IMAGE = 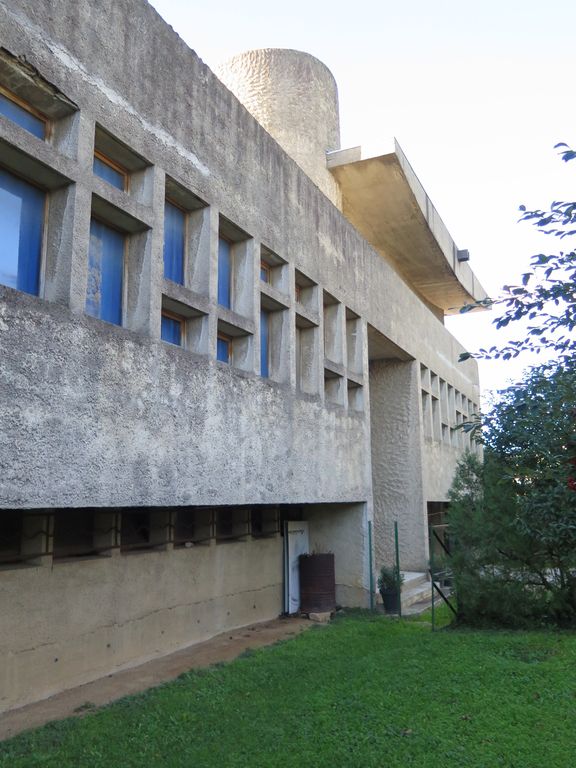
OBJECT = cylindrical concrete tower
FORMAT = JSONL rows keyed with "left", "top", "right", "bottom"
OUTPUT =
{"left": 216, "top": 49, "right": 342, "bottom": 206}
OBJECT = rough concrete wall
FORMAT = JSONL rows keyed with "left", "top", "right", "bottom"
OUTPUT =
{"left": 422, "top": 442, "right": 462, "bottom": 503}
{"left": 0, "top": 290, "right": 368, "bottom": 508}
{"left": 0, "top": 0, "right": 480, "bottom": 709}
{"left": 0, "top": 538, "right": 282, "bottom": 713}
{"left": 304, "top": 503, "right": 369, "bottom": 608}
{"left": 369, "top": 360, "right": 428, "bottom": 572}
{"left": 0, "top": 0, "right": 480, "bottom": 386}
{"left": 216, "top": 49, "right": 342, "bottom": 207}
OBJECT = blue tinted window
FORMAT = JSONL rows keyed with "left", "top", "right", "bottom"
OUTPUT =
{"left": 161, "top": 314, "right": 182, "bottom": 346}
{"left": 93, "top": 155, "right": 125, "bottom": 190}
{"left": 260, "top": 310, "right": 270, "bottom": 378}
{"left": 163, "top": 201, "right": 185, "bottom": 284}
{"left": 0, "top": 168, "right": 45, "bottom": 295}
{"left": 260, "top": 262, "right": 270, "bottom": 282}
{"left": 217, "top": 335, "right": 230, "bottom": 363}
{"left": 0, "top": 93, "right": 45, "bottom": 139}
{"left": 218, "top": 237, "right": 231, "bottom": 308}
{"left": 86, "top": 220, "right": 124, "bottom": 325}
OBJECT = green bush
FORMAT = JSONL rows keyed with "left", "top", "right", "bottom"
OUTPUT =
{"left": 449, "top": 360, "right": 576, "bottom": 628}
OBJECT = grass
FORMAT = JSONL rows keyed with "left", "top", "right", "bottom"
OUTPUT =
{"left": 1, "top": 607, "right": 575, "bottom": 767}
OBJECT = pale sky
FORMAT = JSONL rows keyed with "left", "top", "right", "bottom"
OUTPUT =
{"left": 150, "top": 0, "right": 576, "bottom": 397}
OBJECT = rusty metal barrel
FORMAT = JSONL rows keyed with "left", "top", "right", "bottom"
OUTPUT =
{"left": 299, "top": 553, "right": 336, "bottom": 613}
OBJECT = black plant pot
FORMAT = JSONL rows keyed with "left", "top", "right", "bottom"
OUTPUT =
{"left": 380, "top": 588, "right": 400, "bottom": 614}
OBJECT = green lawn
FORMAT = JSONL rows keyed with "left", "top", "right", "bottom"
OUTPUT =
{"left": 2, "top": 609, "right": 575, "bottom": 767}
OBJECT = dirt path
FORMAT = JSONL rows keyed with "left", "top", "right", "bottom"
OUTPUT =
{"left": 0, "top": 616, "right": 311, "bottom": 742}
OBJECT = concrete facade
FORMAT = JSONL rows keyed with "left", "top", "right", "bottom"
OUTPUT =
{"left": 0, "top": 0, "right": 482, "bottom": 712}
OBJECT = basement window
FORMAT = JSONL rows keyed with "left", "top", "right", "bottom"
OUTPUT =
{"left": 0, "top": 510, "right": 23, "bottom": 564}
{"left": 251, "top": 507, "right": 279, "bottom": 538}
{"left": 173, "top": 508, "right": 213, "bottom": 547}
{"left": 120, "top": 510, "right": 151, "bottom": 551}
{"left": 53, "top": 510, "right": 96, "bottom": 559}
{"left": 215, "top": 507, "right": 249, "bottom": 541}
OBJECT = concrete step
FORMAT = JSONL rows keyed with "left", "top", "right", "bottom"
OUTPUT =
{"left": 401, "top": 573, "right": 432, "bottom": 610}
{"left": 402, "top": 571, "right": 428, "bottom": 590}
{"left": 377, "top": 571, "right": 453, "bottom": 616}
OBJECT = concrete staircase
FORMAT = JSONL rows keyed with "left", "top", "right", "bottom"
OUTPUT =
{"left": 400, "top": 571, "right": 433, "bottom": 615}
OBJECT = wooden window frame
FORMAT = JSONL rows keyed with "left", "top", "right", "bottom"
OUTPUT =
{"left": 260, "top": 260, "right": 271, "bottom": 283}
{"left": 0, "top": 83, "right": 50, "bottom": 139}
{"left": 0, "top": 165, "right": 49, "bottom": 297}
{"left": 161, "top": 309, "right": 185, "bottom": 347}
{"left": 93, "top": 149, "right": 129, "bottom": 192}
{"left": 217, "top": 332, "right": 232, "bottom": 364}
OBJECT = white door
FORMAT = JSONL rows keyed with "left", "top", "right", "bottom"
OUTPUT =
{"left": 283, "top": 520, "right": 310, "bottom": 614}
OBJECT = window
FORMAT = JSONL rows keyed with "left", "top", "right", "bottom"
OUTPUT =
{"left": 53, "top": 510, "right": 96, "bottom": 559}
{"left": 173, "top": 508, "right": 212, "bottom": 546}
{"left": 163, "top": 200, "right": 186, "bottom": 284}
{"left": 0, "top": 511, "right": 23, "bottom": 564}
{"left": 85, "top": 219, "right": 124, "bottom": 325}
{"left": 251, "top": 507, "right": 279, "bottom": 538}
{"left": 0, "top": 168, "right": 45, "bottom": 295}
{"left": 347, "top": 380, "right": 364, "bottom": 412}
{"left": 93, "top": 152, "right": 127, "bottom": 191}
{"left": 161, "top": 311, "right": 184, "bottom": 346}
{"left": 218, "top": 237, "right": 232, "bottom": 308}
{"left": 260, "top": 309, "right": 270, "bottom": 377}
{"left": 324, "top": 369, "right": 345, "bottom": 406}
{"left": 120, "top": 510, "right": 150, "bottom": 551}
{"left": 0, "top": 86, "right": 46, "bottom": 139}
{"left": 260, "top": 246, "right": 288, "bottom": 293}
{"left": 217, "top": 332, "right": 231, "bottom": 363}
{"left": 260, "top": 260, "right": 270, "bottom": 283}
{"left": 294, "top": 270, "right": 317, "bottom": 310}
{"left": 215, "top": 507, "right": 249, "bottom": 541}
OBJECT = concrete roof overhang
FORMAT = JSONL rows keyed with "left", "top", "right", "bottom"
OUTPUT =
{"left": 328, "top": 141, "right": 488, "bottom": 315}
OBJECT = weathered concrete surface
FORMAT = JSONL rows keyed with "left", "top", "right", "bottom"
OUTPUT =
{"left": 0, "top": 0, "right": 482, "bottom": 715}
{"left": 330, "top": 145, "right": 488, "bottom": 313}
{"left": 304, "top": 503, "right": 370, "bottom": 608}
{"left": 0, "top": 616, "right": 311, "bottom": 741}
{"left": 369, "top": 360, "right": 428, "bottom": 572}
{"left": 217, "top": 49, "right": 342, "bottom": 207}
{"left": 0, "top": 537, "right": 283, "bottom": 713}
{"left": 0, "top": 289, "right": 368, "bottom": 509}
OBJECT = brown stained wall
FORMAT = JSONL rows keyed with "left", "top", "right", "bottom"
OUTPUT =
{"left": 0, "top": 538, "right": 282, "bottom": 713}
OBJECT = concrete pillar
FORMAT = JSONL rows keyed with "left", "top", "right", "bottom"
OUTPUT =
{"left": 369, "top": 359, "right": 428, "bottom": 572}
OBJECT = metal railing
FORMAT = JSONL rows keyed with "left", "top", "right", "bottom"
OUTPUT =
{"left": 429, "top": 524, "right": 457, "bottom": 630}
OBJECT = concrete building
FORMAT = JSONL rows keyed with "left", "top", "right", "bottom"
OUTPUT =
{"left": 0, "top": 0, "right": 485, "bottom": 713}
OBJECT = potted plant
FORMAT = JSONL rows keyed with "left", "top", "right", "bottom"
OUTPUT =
{"left": 377, "top": 565, "right": 404, "bottom": 614}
